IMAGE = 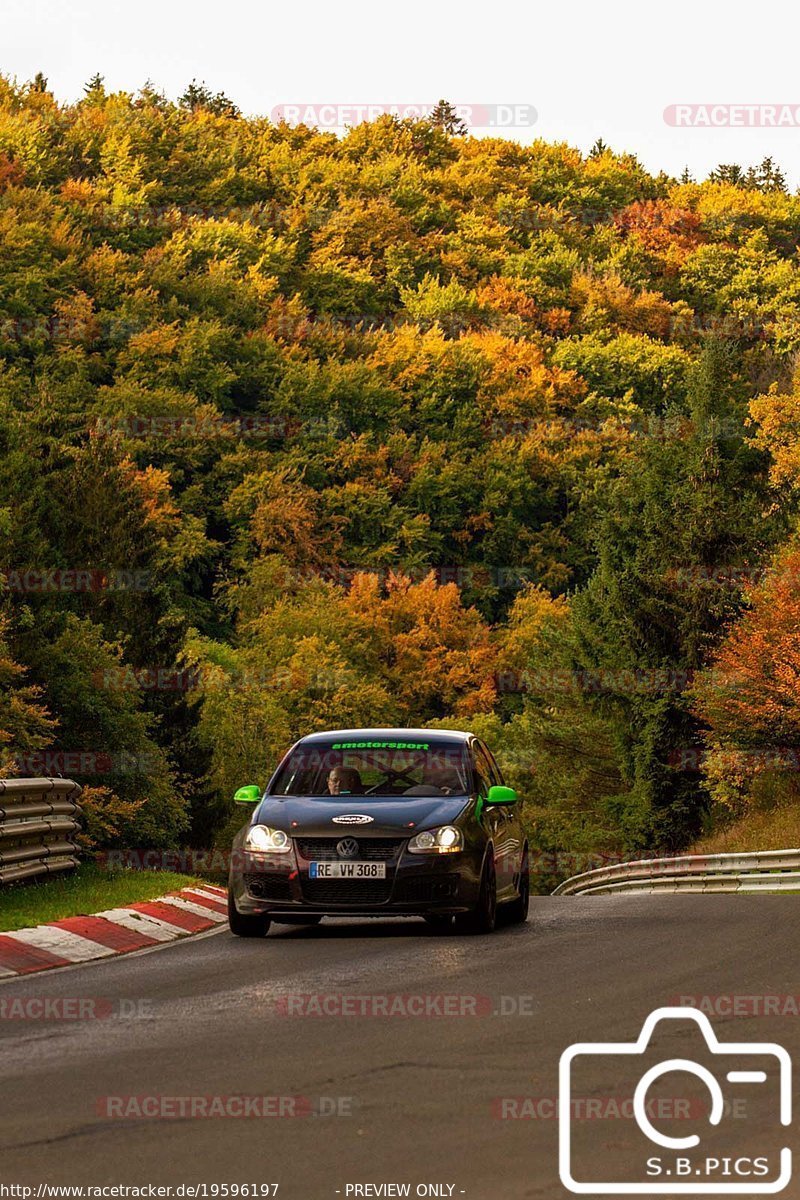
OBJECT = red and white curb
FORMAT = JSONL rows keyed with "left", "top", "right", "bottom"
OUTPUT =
{"left": 0, "top": 886, "right": 227, "bottom": 977}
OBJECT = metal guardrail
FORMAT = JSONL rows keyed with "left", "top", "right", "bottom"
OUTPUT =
{"left": 0, "top": 778, "right": 82, "bottom": 884}
{"left": 552, "top": 848, "right": 800, "bottom": 896}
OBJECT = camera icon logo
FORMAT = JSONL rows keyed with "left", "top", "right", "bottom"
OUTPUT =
{"left": 559, "top": 1006, "right": 792, "bottom": 1194}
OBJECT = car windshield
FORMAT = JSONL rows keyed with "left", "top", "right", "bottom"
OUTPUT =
{"left": 269, "top": 738, "right": 471, "bottom": 798}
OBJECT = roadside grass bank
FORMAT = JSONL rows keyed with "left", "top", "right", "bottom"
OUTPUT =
{"left": 0, "top": 863, "right": 207, "bottom": 932}
{"left": 692, "top": 807, "right": 800, "bottom": 856}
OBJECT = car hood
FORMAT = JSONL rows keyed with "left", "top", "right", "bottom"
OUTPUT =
{"left": 254, "top": 794, "right": 471, "bottom": 835}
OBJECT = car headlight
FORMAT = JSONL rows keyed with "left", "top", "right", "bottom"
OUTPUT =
{"left": 245, "top": 825, "right": 292, "bottom": 854}
{"left": 407, "top": 825, "right": 464, "bottom": 854}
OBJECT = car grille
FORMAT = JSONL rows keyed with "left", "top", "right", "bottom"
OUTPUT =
{"left": 395, "top": 875, "right": 460, "bottom": 903}
{"left": 295, "top": 837, "right": 405, "bottom": 862}
{"left": 244, "top": 872, "right": 293, "bottom": 901}
{"left": 301, "top": 877, "right": 393, "bottom": 905}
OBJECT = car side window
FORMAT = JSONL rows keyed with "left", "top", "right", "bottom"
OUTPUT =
{"left": 472, "top": 744, "right": 493, "bottom": 798}
{"left": 481, "top": 742, "right": 504, "bottom": 786}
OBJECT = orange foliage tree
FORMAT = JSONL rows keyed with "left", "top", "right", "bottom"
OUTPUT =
{"left": 345, "top": 570, "right": 498, "bottom": 718}
{"left": 691, "top": 547, "right": 800, "bottom": 808}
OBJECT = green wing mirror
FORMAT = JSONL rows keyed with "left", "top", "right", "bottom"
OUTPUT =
{"left": 234, "top": 784, "right": 262, "bottom": 805}
{"left": 485, "top": 785, "right": 517, "bottom": 806}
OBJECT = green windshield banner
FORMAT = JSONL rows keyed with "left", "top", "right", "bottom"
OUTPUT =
{"left": 331, "top": 741, "right": 431, "bottom": 751}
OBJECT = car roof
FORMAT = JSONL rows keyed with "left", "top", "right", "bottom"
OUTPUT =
{"left": 296, "top": 728, "right": 473, "bottom": 745}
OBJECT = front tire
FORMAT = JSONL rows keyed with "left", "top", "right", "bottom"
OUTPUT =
{"left": 454, "top": 852, "right": 497, "bottom": 935}
{"left": 228, "top": 890, "right": 271, "bottom": 938}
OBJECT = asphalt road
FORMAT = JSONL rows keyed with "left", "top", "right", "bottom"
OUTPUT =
{"left": 1, "top": 896, "right": 800, "bottom": 1198}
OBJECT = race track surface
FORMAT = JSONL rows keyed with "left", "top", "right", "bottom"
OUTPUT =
{"left": 1, "top": 896, "right": 798, "bottom": 1198}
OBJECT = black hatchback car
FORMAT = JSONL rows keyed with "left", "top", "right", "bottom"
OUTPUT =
{"left": 228, "top": 728, "right": 529, "bottom": 936}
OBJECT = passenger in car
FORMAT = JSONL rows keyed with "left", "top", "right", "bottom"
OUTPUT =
{"left": 404, "top": 766, "right": 463, "bottom": 796}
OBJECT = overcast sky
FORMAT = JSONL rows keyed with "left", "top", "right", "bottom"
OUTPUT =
{"left": 5, "top": 0, "right": 800, "bottom": 187}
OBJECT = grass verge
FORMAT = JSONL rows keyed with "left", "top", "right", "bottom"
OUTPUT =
{"left": 0, "top": 863, "right": 208, "bottom": 933}
{"left": 691, "top": 806, "right": 800, "bottom": 856}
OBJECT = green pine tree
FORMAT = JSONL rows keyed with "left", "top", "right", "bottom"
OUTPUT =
{"left": 567, "top": 339, "right": 781, "bottom": 850}
{"left": 429, "top": 99, "right": 468, "bottom": 136}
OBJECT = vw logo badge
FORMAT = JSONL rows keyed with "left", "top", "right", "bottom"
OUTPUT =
{"left": 337, "top": 837, "right": 360, "bottom": 858}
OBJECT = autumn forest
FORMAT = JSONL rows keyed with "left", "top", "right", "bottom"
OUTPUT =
{"left": 1, "top": 77, "right": 800, "bottom": 873}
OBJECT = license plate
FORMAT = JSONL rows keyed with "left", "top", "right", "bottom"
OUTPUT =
{"left": 309, "top": 861, "right": 387, "bottom": 879}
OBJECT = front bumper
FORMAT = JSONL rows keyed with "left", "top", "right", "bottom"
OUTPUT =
{"left": 230, "top": 841, "right": 482, "bottom": 916}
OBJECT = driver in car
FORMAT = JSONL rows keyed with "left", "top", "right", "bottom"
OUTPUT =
{"left": 326, "top": 766, "right": 363, "bottom": 795}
